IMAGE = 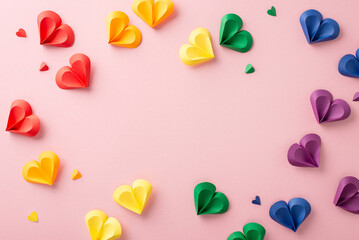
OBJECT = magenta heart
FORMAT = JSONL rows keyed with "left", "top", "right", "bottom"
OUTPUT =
{"left": 334, "top": 176, "right": 359, "bottom": 214}
{"left": 310, "top": 89, "right": 351, "bottom": 123}
{"left": 288, "top": 133, "right": 321, "bottom": 167}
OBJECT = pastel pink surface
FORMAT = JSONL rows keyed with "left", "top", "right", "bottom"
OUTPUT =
{"left": 0, "top": 0, "right": 359, "bottom": 239}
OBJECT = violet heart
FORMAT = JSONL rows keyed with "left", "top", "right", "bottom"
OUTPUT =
{"left": 334, "top": 176, "right": 359, "bottom": 214}
{"left": 288, "top": 133, "right": 321, "bottom": 167}
{"left": 310, "top": 89, "right": 351, "bottom": 123}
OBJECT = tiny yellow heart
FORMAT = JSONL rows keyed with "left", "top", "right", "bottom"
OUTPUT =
{"left": 132, "top": 0, "right": 174, "bottom": 28}
{"left": 85, "top": 210, "right": 122, "bottom": 240}
{"left": 28, "top": 212, "right": 38, "bottom": 222}
{"left": 113, "top": 179, "right": 152, "bottom": 214}
{"left": 179, "top": 27, "right": 214, "bottom": 65}
{"left": 72, "top": 169, "right": 81, "bottom": 180}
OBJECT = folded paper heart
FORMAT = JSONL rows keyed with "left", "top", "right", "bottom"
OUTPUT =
{"left": 113, "top": 179, "right": 152, "bottom": 214}
{"left": 37, "top": 10, "right": 74, "bottom": 47}
{"left": 22, "top": 151, "right": 59, "bottom": 185}
{"left": 106, "top": 11, "right": 141, "bottom": 48}
{"left": 267, "top": 6, "right": 276, "bottom": 17}
{"left": 132, "top": 0, "right": 174, "bottom": 28}
{"left": 179, "top": 27, "right": 214, "bottom": 65}
{"left": 16, "top": 28, "right": 26, "bottom": 38}
{"left": 227, "top": 222, "right": 266, "bottom": 240}
{"left": 56, "top": 53, "right": 91, "bottom": 89}
{"left": 72, "top": 169, "right": 81, "bottom": 180}
{"left": 6, "top": 99, "right": 40, "bottom": 137}
{"left": 39, "top": 61, "right": 49, "bottom": 71}
{"left": 300, "top": 9, "right": 339, "bottom": 44}
{"left": 27, "top": 212, "right": 38, "bottom": 222}
{"left": 269, "top": 198, "right": 311, "bottom": 232}
{"left": 219, "top": 14, "right": 253, "bottom": 53}
{"left": 288, "top": 133, "right": 321, "bottom": 167}
{"left": 252, "top": 196, "right": 261, "bottom": 205}
{"left": 338, "top": 49, "right": 359, "bottom": 78}
{"left": 245, "top": 64, "right": 255, "bottom": 74}
{"left": 333, "top": 176, "right": 359, "bottom": 214}
{"left": 354, "top": 92, "right": 359, "bottom": 101}
{"left": 85, "top": 210, "right": 122, "bottom": 240}
{"left": 310, "top": 89, "right": 351, "bottom": 123}
{"left": 194, "top": 182, "right": 229, "bottom": 215}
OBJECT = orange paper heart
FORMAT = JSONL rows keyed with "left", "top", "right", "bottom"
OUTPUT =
{"left": 132, "top": 0, "right": 174, "bottom": 28}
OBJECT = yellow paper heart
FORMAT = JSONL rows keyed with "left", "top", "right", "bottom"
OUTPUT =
{"left": 27, "top": 212, "right": 38, "bottom": 222}
{"left": 179, "top": 27, "right": 215, "bottom": 65}
{"left": 106, "top": 11, "right": 142, "bottom": 48}
{"left": 22, "top": 151, "right": 59, "bottom": 185}
{"left": 72, "top": 169, "right": 81, "bottom": 180}
{"left": 132, "top": 0, "right": 174, "bottom": 28}
{"left": 85, "top": 210, "right": 122, "bottom": 240}
{"left": 113, "top": 179, "right": 152, "bottom": 214}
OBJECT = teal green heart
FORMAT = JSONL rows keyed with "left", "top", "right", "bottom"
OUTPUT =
{"left": 227, "top": 222, "right": 266, "bottom": 240}
{"left": 194, "top": 182, "right": 229, "bottom": 215}
{"left": 219, "top": 13, "right": 253, "bottom": 53}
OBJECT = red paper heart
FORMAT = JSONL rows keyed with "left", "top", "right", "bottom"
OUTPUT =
{"left": 39, "top": 62, "right": 49, "bottom": 71}
{"left": 56, "top": 53, "right": 91, "bottom": 89}
{"left": 6, "top": 100, "right": 40, "bottom": 137}
{"left": 37, "top": 10, "right": 74, "bottom": 47}
{"left": 16, "top": 28, "right": 27, "bottom": 38}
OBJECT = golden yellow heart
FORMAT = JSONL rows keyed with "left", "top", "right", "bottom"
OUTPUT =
{"left": 132, "top": 0, "right": 174, "bottom": 27}
{"left": 27, "top": 212, "right": 38, "bottom": 222}
{"left": 22, "top": 151, "right": 59, "bottom": 185}
{"left": 113, "top": 179, "right": 152, "bottom": 214}
{"left": 85, "top": 210, "right": 122, "bottom": 240}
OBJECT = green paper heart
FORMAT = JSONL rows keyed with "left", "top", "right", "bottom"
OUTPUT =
{"left": 227, "top": 223, "right": 266, "bottom": 240}
{"left": 267, "top": 6, "right": 276, "bottom": 16}
{"left": 219, "top": 13, "right": 253, "bottom": 53}
{"left": 245, "top": 64, "right": 255, "bottom": 73}
{"left": 194, "top": 182, "right": 229, "bottom": 215}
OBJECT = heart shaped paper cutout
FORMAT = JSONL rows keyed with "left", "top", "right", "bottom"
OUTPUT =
{"left": 113, "top": 179, "right": 152, "bottom": 214}
{"left": 219, "top": 14, "right": 253, "bottom": 53}
{"left": 22, "top": 151, "right": 60, "bottom": 185}
{"left": 179, "top": 27, "right": 214, "bottom": 65}
{"left": 194, "top": 182, "right": 229, "bottom": 215}
{"left": 16, "top": 28, "right": 26, "bottom": 38}
{"left": 28, "top": 212, "right": 38, "bottom": 222}
{"left": 132, "top": 0, "right": 174, "bottom": 28}
{"left": 310, "top": 89, "right": 351, "bottom": 123}
{"left": 106, "top": 11, "right": 142, "bottom": 48}
{"left": 85, "top": 210, "right": 122, "bottom": 240}
{"left": 252, "top": 196, "right": 261, "bottom": 205}
{"left": 333, "top": 176, "right": 359, "bottom": 214}
{"left": 6, "top": 99, "right": 40, "bottom": 137}
{"left": 37, "top": 10, "right": 74, "bottom": 47}
{"left": 267, "top": 6, "right": 276, "bottom": 17}
{"left": 56, "top": 53, "right": 91, "bottom": 89}
{"left": 269, "top": 198, "right": 311, "bottom": 232}
{"left": 338, "top": 49, "right": 359, "bottom": 78}
{"left": 288, "top": 133, "right": 321, "bottom": 167}
{"left": 227, "top": 222, "right": 266, "bottom": 240}
{"left": 300, "top": 9, "right": 339, "bottom": 44}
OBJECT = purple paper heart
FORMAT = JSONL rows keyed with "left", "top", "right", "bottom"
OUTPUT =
{"left": 288, "top": 133, "right": 321, "bottom": 167}
{"left": 310, "top": 89, "right": 351, "bottom": 123}
{"left": 334, "top": 176, "right": 359, "bottom": 214}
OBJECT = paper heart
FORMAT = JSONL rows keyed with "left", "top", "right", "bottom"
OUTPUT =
{"left": 288, "top": 133, "right": 321, "bottom": 167}
{"left": 106, "top": 11, "right": 142, "bottom": 48}
{"left": 267, "top": 6, "right": 276, "bottom": 17}
{"left": 56, "top": 53, "right": 91, "bottom": 89}
{"left": 227, "top": 222, "right": 266, "bottom": 240}
{"left": 252, "top": 196, "right": 261, "bottom": 205}
{"left": 333, "top": 176, "right": 359, "bottom": 214}
{"left": 194, "top": 182, "right": 229, "bottom": 215}
{"left": 16, "top": 28, "right": 26, "bottom": 38}
{"left": 22, "top": 151, "right": 59, "bottom": 185}
{"left": 219, "top": 14, "right": 253, "bottom": 53}
{"left": 354, "top": 92, "right": 359, "bottom": 101}
{"left": 179, "top": 27, "right": 214, "bottom": 65}
{"left": 85, "top": 210, "right": 122, "bottom": 240}
{"left": 310, "top": 89, "right": 351, "bottom": 123}
{"left": 37, "top": 10, "right": 74, "bottom": 47}
{"left": 113, "top": 179, "right": 152, "bottom": 214}
{"left": 338, "top": 49, "right": 359, "bottom": 78}
{"left": 6, "top": 99, "right": 40, "bottom": 137}
{"left": 269, "top": 198, "right": 311, "bottom": 232}
{"left": 27, "top": 212, "right": 38, "bottom": 222}
{"left": 132, "top": 0, "right": 174, "bottom": 28}
{"left": 300, "top": 9, "right": 339, "bottom": 44}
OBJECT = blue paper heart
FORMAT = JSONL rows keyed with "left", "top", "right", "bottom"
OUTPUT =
{"left": 269, "top": 198, "right": 311, "bottom": 232}
{"left": 338, "top": 49, "right": 359, "bottom": 78}
{"left": 252, "top": 196, "right": 261, "bottom": 205}
{"left": 300, "top": 9, "right": 340, "bottom": 44}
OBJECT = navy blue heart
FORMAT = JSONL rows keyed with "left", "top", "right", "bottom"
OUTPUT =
{"left": 300, "top": 9, "right": 340, "bottom": 44}
{"left": 269, "top": 198, "right": 311, "bottom": 232}
{"left": 252, "top": 196, "right": 261, "bottom": 205}
{"left": 338, "top": 49, "right": 359, "bottom": 78}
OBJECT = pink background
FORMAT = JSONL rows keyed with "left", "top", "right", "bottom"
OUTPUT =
{"left": 0, "top": 0, "right": 358, "bottom": 239}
